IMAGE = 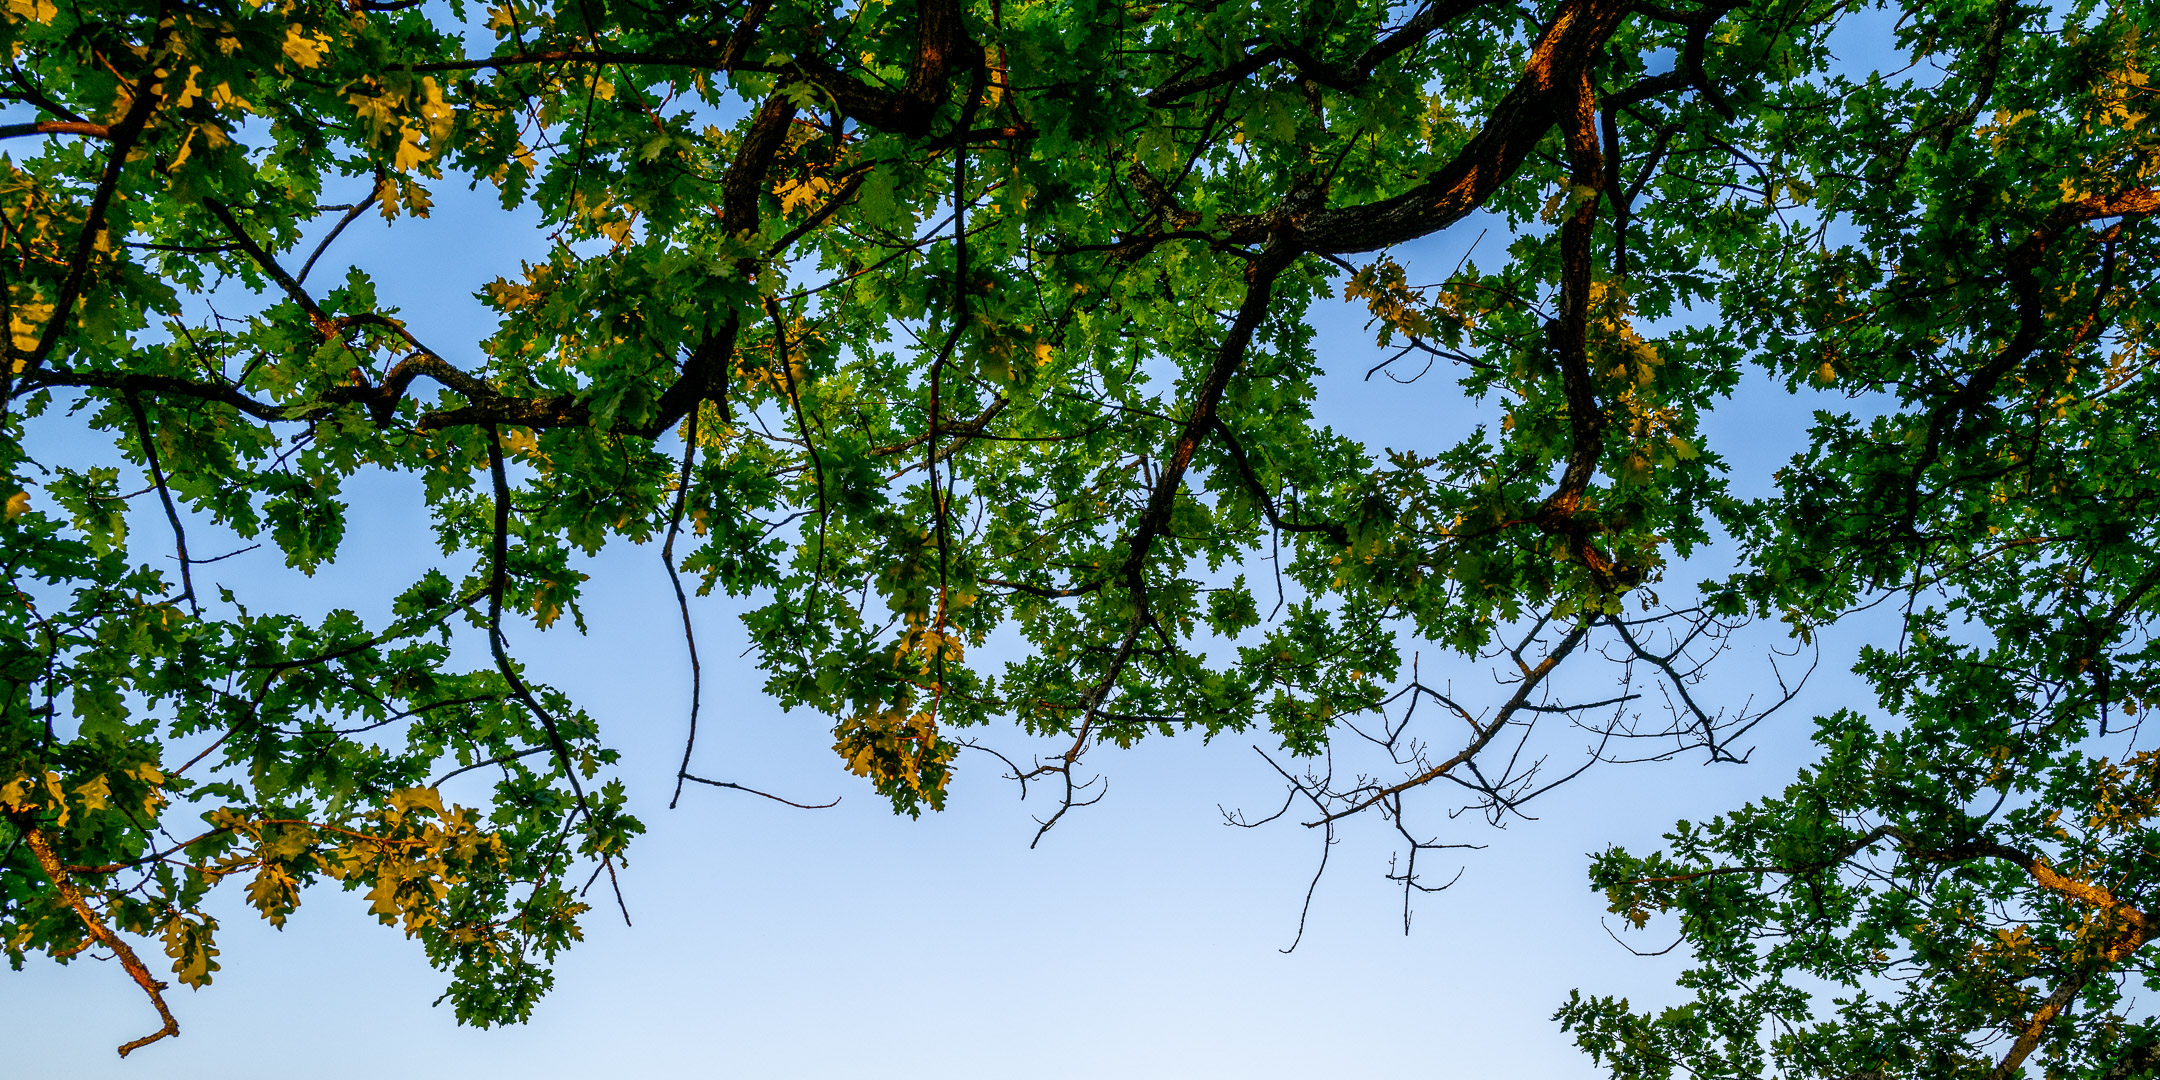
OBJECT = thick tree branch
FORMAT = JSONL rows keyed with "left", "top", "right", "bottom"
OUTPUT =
{"left": 1533, "top": 64, "right": 1619, "bottom": 586}
{"left": 1210, "top": 0, "right": 1631, "bottom": 254}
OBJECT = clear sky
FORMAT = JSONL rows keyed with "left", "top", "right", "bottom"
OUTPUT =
{"left": 1, "top": 16, "right": 1915, "bottom": 1076}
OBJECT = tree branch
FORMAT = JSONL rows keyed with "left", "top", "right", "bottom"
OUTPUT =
{"left": 12, "top": 816, "right": 179, "bottom": 1057}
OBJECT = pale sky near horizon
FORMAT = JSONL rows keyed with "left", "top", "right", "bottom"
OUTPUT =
{"left": 1, "top": 12, "right": 1918, "bottom": 1077}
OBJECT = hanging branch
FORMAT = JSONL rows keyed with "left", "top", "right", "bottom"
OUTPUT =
{"left": 665, "top": 408, "right": 706, "bottom": 811}
{"left": 483, "top": 426, "right": 631, "bottom": 927}
{"left": 123, "top": 390, "right": 196, "bottom": 616}
{"left": 12, "top": 817, "right": 179, "bottom": 1057}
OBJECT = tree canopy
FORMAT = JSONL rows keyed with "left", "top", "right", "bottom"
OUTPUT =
{"left": 3, "top": 0, "right": 2158, "bottom": 1073}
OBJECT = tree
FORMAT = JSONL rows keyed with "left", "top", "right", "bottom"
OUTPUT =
{"left": 0, "top": 0, "right": 2152, "bottom": 1073}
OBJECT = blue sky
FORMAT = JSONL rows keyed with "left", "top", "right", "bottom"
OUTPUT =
{"left": 0, "top": 13, "right": 1923, "bottom": 1076}
{"left": 3, "top": 196, "right": 1877, "bottom": 1080}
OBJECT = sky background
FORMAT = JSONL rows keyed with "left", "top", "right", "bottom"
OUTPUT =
{"left": 0, "top": 13, "right": 1919, "bottom": 1076}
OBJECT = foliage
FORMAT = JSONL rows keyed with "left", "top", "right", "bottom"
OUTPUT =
{"left": 1552, "top": 4, "right": 2160, "bottom": 1078}
{"left": 0, "top": 0, "right": 2153, "bottom": 1072}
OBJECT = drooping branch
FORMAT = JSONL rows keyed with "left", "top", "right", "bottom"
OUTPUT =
{"left": 1118, "top": 244, "right": 1298, "bottom": 594}
{"left": 12, "top": 817, "right": 179, "bottom": 1057}
{"left": 123, "top": 391, "right": 195, "bottom": 615}
{"left": 481, "top": 427, "right": 631, "bottom": 925}
{"left": 1013, "top": 241, "right": 1297, "bottom": 846}
{"left": 1003, "top": 0, "right": 1649, "bottom": 847}
{"left": 665, "top": 409, "right": 706, "bottom": 811}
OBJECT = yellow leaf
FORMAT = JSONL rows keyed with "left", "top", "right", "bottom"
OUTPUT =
{"left": 388, "top": 786, "right": 444, "bottom": 817}
{"left": 500, "top": 428, "right": 538, "bottom": 456}
{"left": 5, "top": 491, "right": 27, "bottom": 519}
{"left": 391, "top": 127, "right": 428, "bottom": 173}
{"left": 73, "top": 774, "right": 110, "bottom": 813}
{"left": 484, "top": 277, "right": 534, "bottom": 310}
{"left": 401, "top": 179, "right": 433, "bottom": 218}
{"left": 246, "top": 865, "right": 300, "bottom": 926}
{"left": 3, "top": 0, "right": 57, "bottom": 23}
{"left": 160, "top": 914, "right": 221, "bottom": 988}
{"left": 282, "top": 26, "right": 329, "bottom": 69}
{"left": 364, "top": 876, "right": 407, "bottom": 921}
{"left": 40, "top": 770, "right": 67, "bottom": 827}
{"left": 10, "top": 300, "right": 52, "bottom": 355}
{"left": 169, "top": 65, "right": 203, "bottom": 110}
{"left": 209, "top": 81, "right": 253, "bottom": 110}
{"left": 775, "top": 177, "right": 831, "bottom": 215}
